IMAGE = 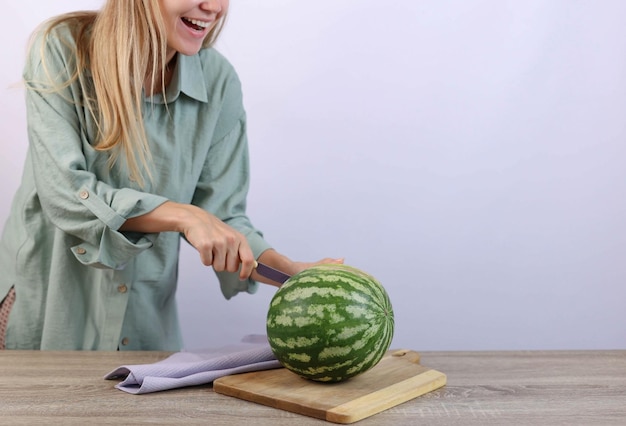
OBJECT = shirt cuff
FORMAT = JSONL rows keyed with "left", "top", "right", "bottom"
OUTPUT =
{"left": 71, "top": 227, "right": 158, "bottom": 270}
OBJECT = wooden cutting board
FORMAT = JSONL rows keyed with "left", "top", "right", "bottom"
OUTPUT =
{"left": 213, "top": 349, "right": 446, "bottom": 424}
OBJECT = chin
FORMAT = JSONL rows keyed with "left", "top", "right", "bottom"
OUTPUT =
{"left": 174, "top": 43, "right": 205, "bottom": 57}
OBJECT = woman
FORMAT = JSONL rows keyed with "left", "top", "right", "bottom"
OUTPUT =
{"left": 0, "top": 0, "right": 341, "bottom": 350}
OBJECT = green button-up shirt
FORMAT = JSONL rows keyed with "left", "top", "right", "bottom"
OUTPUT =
{"left": 0, "top": 23, "right": 271, "bottom": 350}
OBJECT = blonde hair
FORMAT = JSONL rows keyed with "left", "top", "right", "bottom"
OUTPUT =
{"left": 33, "top": 0, "right": 226, "bottom": 187}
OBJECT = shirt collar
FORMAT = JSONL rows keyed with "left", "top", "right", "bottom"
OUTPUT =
{"left": 176, "top": 53, "right": 209, "bottom": 103}
{"left": 145, "top": 53, "right": 209, "bottom": 104}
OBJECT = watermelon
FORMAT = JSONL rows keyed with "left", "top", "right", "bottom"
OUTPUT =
{"left": 266, "top": 264, "right": 394, "bottom": 383}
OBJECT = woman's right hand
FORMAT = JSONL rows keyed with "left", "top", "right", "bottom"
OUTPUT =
{"left": 120, "top": 201, "right": 256, "bottom": 280}
{"left": 181, "top": 204, "right": 255, "bottom": 280}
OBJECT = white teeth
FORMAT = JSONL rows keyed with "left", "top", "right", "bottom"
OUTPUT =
{"left": 184, "top": 18, "right": 210, "bottom": 29}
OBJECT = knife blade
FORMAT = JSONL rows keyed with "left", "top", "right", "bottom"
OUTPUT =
{"left": 254, "top": 261, "right": 291, "bottom": 284}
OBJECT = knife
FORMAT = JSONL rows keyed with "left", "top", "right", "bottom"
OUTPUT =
{"left": 254, "top": 261, "right": 291, "bottom": 284}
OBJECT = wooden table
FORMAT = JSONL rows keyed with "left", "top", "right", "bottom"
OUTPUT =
{"left": 0, "top": 350, "right": 624, "bottom": 425}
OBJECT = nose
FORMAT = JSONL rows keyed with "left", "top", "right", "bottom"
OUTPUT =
{"left": 200, "top": 0, "right": 223, "bottom": 14}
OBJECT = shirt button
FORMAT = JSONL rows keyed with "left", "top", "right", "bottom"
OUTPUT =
{"left": 117, "top": 284, "right": 128, "bottom": 294}
{"left": 76, "top": 247, "right": 87, "bottom": 255}
{"left": 79, "top": 190, "right": 90, "bottom": 200}
{"left": 121, "top": 337, "right": 130, "bottom": 346}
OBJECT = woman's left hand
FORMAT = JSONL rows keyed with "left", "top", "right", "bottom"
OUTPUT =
{"left": 252, "top": 250, "right": 344, "bottom": 286}
{"left": 289, "top": 257, "right": 345, "bottom": 275}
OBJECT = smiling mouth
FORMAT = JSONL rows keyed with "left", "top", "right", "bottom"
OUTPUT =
{"left": 181, "top": 17, "right": 211, "bottom": 31}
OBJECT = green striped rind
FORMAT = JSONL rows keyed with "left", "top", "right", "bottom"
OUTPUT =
{"left": 266, "top": 264, "right": 394, "bottom": 382}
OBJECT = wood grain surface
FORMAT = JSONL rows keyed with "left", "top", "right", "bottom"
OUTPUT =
{"left": 0, "top": 350, "right": 625, "bottom": 425}
{"left": 214, "top": 349, "right": 446, "bottom": 423}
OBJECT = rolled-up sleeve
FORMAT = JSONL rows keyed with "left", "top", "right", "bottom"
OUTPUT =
{"left": 68, "top": 187, "right": 167, "bottom": 269}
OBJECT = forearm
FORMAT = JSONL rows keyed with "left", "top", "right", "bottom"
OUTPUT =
{"left": 119, "top": 203, "right": 340, "bottom": 287}
{"left": 121, "top": 201, "right": 258, "bottom": 280}
{"left": 252, "top": 250, "right": 345, "bottom": 287}
{"left": 119, "top": 201, "right": 195, "bottom": 234}
{"left": 251, "top": 249, "right": 295, "bottom": 286}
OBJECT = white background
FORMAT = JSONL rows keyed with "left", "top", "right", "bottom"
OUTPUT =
{"left": 1, "top": 1, "right": 624, "bottom": 350}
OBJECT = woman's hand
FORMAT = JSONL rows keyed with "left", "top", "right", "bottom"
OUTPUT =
{"left": 121, "top": 201, "right": 343, "bottom": 284}
{"left": 181, "top": 205, "right": 256, "bottom": 280}
{"left": 120, "top": 201, "right": 255, "bottom": 280}
{"left": 253, "top": 250, "right": 344, "bottom": 286}
{"left": 289, "top": 258, "right": 345, "bottom": 275}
